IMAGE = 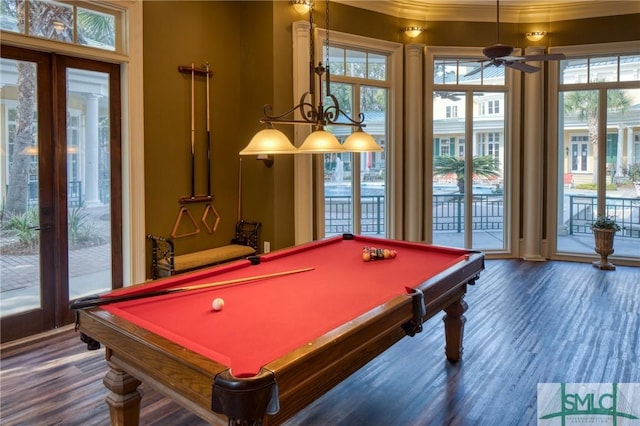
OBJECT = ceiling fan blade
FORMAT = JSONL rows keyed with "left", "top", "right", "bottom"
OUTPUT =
{"left": 504, "top": 61, "right": 540, "bottom": 73}
{"left": 499, "top": 55, "right": 526, "bottom": 61}
{"left": 521, "top": 53, "right": 567, "bottom": 61}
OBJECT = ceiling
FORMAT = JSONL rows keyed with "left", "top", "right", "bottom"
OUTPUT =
{"left": 333, "top": 0, "right": 640, "bottom": 23}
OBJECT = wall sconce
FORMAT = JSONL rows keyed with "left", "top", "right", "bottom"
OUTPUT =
{"left": 565, "top": 147, "right": 569, "bottom": 156}
{"left": 525, "top": 31, "right": 546, "bottom": 42}
{"left": 404, "top": 26, "right": 424, "bottom": 38}
{"left": 291, "top": 0, "right": 313, "bottom": 14}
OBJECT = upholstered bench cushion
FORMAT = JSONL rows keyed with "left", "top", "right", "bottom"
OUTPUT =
{"left": 159, "top": 244, "right": 256, "bottom": 272}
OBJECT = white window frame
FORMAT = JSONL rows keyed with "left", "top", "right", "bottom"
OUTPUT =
{"left": 291, "top": 21, "right": 402, "bottom": 243}
{"left": 426, "top": 46, "right": 521, "bottom": 254}
{"left": 547, "top": 40, "right": 640, "bottom": 265}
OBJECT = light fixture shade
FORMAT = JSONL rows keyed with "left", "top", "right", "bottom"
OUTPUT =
{"left": 291, "top": 0, "right": 312, "bottom": 14}
{"left": 342, "top": 130, "right": 383, "bottom": 152}
{"left": 404, "top": 26, "right": 423, "bottom": 38}
{"left": 525, "top": 31, "right": 546, "bottom": 42}
{"left": 239, "top": 128, "right": 298, "bottom": 155}
{"left": 298, "top": 130, "right": 345, "bottom": 153}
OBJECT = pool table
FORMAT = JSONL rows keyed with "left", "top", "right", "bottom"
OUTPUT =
{"left": 74, "top": 234, "right": 484, "bottom": 425}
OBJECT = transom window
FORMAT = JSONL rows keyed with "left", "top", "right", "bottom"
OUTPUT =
{"left": 328, "top": 46, "right": 387, "bottom": 81}
{"left": 1, "top": 0, "right": 121, "bottom": 52}
{"left": 434, "top": 59, "right": 505, "bottom": 86}
{"left": 560, "top": 54, "right": 640, "bottom": 84}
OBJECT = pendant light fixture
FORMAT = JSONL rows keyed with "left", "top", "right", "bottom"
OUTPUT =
{"left": 240, "top": 0, "right": 382, "bottom": 160}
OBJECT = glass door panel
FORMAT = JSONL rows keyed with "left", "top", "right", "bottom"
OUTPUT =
{"left": 66, "top": 68, "right": 112, "bottom": 300}
{"left": 472, "top": 93, "right": 505, "bottom": 250}
{"left": 433, "top": 91, "right": 467, "bottom": 247}
{"left": 360, "top": 85, "right": 386, "bottom": 236}
{"left": 433, "top": 90, "right": 506, "bottom": 250}
{"left": 557, "top": 90, "right": 595, "bottom": 254}
{"left": 0, "top": 47, "right": 56, "bottom": 341}
{"left": 0, "top": 58, "right": 43, "bottom": 316}
{"left": 605, "top": 88, "right": 640, "bottom": 258}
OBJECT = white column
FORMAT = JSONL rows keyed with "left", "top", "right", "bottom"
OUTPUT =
{"left": 627, "top": 127, "right": 635, "bottom": 166}
{"left": 522, "top": 47, "right": 546, "bottom": 261}
{"left": 404, "top": 43, "right": 424, "bottom": 242}
{"left": 292, "top": 21, "right": 313, "bottom": 244}
{"left": 616, "top": 125, "right": 625, "bottom": 179}
{"left": 84, "top": 94, "right": 100, "bottom": 205}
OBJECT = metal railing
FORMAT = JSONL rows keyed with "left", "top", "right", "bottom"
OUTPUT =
{"left": 326, "top": 195, "right": 386, "bottom": 235}
{"left": 26, "top": 180, "right": 83, "bottom": 207}
{"left": 567, "top": 194, "right": 640, "bottom": 238}
{"left": 326, "top": 193, "right": 640, "bottom": 239}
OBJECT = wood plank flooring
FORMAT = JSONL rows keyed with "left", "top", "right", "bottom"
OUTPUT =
{"left": 1, "top": 259, "right": 638, "bottom": 425}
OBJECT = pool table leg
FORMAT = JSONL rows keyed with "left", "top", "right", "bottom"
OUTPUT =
{"left": 103, "top": 360, "right": 142, "bottom": 426}
{"left": 443, "top": 295, "right": 468, "bottom": 362}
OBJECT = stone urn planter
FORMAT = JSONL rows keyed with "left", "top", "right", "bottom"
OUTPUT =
{"left": 591, "top": 215, "right": 621, "bottom": 271}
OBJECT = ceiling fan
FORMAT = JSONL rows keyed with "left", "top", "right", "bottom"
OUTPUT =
{"left": 466, "top": 0, "right": 565, "bottom": 76}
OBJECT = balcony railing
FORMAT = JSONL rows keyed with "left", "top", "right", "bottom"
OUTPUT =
{"left": 567, "top": 194, "right": 640, "bottom": 238}
{"left": 326, "top": 195, "right": 386, "bottom": 235}
{"left": 326, "top": 193, "right": 640, "bottom": 239}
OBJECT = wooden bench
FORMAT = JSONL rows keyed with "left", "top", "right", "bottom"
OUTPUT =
{"left": 147, "top": 220, "right": 261, "bottom": 279}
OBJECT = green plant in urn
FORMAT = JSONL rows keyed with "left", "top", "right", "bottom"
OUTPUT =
{"left": 590, "top": 215, "right": 621, "bottom": 270}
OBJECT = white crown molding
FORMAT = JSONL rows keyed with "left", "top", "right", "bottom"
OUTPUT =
{"left": 333, "top": 0, "right": 640, "bottom": 23}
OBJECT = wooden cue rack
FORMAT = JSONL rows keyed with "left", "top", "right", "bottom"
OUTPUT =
{"left": 172, "top": 63, "right": 219, "bottom": 238}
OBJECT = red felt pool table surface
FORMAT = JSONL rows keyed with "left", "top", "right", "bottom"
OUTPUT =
{"left": 102, "top": 234, "right": 469, "bottom": 377}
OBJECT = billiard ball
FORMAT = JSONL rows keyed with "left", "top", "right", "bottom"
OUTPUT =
{"left": 212, "top": 297, "right": 225, "bottom": 311}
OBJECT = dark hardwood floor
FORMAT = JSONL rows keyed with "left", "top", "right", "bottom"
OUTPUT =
{"left": 1, "top": 259, "right": 638, "bottom": 425}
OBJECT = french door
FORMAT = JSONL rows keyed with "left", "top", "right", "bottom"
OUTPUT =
{"left": 0, "top": 45, "right": 122, "bottom": 341}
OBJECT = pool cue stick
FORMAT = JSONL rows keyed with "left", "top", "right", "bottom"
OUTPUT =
{"left": 237, "top": 158, "right": 242, "bottom": 222}
{"left": 190, "top": 63, "right": 196, "bottom": 199}
{"left": 205, "top": 62, "right": 212, "bottom": 197}
{"left": 70, "top": 267, "right": 314, "bottom": 310}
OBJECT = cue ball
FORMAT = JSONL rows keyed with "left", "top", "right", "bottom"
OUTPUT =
{"left": 212, "top": 298, "right": 225, "bottom": 311}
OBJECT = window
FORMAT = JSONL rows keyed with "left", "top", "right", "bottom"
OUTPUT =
{"left": 478, "top": 132, "right": 501, "bottom": 160}
{"left": 458, "top": 138, "right": 465, "bottom": 157}
{"left": 323, "top": 44, "right": 390, "bottom": 236}
{"left": 570, "top": 135, "right": 589, "bottom": 172}
{"left": 481, "top": 99, "right": 500, "bottom": 115}
{"left": 560, "top": 54, "right": 640, "bottom": 84}
{"left": 431, "top": 50, "right": 510, "bottom": 252}
{"left": 446, "top": 105, "right": 457, "bottom": 118}
{"left": 1, "top": 0, "right": 121, "bottom": 52}
{"left": 555, "top": 50, "right": 640, "bottom": 260}
{"left": 434, "top": 58, "right": 505, "bottom": 86}
{"left": 291, "top": 25, "right": 400, "bottom": 241}
{"left": 440, "top": 138, "right": 451, "bottom": 156}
